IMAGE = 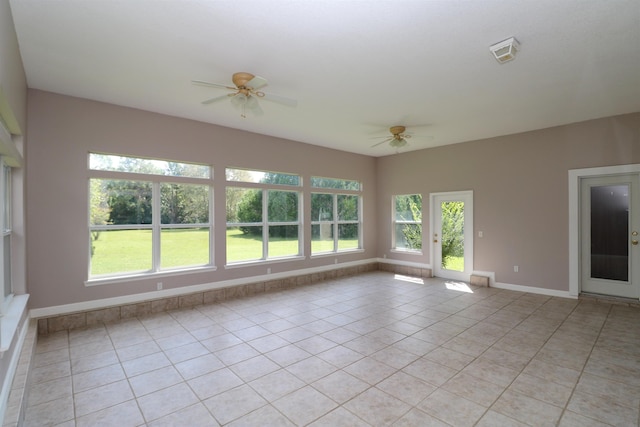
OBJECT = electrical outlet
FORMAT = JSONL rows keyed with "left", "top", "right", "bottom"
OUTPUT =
{"left": 478, "top": 231, "right": 483, "bottom": 238}
{"left": 157, "top": 282, "right": 163, "bottom": 290}
{"left": 513, "top": 265, "right": 519, "bottom": 273}
{"left": 267, "top": 267, "right": 271, "bottom": 274}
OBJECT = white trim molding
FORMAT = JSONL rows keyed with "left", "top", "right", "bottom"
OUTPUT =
{"left": 493, "top": 281, "right": 575, "bottom": 299}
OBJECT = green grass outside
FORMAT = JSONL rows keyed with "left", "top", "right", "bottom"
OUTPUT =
{"left": 91, "top": 228, "right": 358, "bottom": 275}
{"left": 442, "top": 255, "right": 464, "bottom": 272}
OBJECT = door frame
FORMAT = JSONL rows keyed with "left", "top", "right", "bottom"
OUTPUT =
{"left": 568, "top": 164, "right": 640, "bottom": 298}
{"left": 430, "top": 190, "right": 474, "bottom": 281}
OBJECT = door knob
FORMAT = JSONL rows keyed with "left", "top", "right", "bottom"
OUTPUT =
{"left": 633, "top": 240, "right": 639, "bottom": 246}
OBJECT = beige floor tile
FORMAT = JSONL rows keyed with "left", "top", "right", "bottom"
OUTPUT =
{"left": 376, "top": 371, "right": 437, "bottom": 406}
{"left": 402, "top": 357, "right": 458, "bottom": 387}
{"left": 441, "top": 371, "right": 505, "bottom": 407}
{"left": 226, "top": 404, "right": 294, "bottom": 427}
{"left": 75, "top": 399, "right": 144, "bottom": 427}
{"left": 557, "top": 410, "right": 615, "bottom": 427}
{"left": 187, "top": 367, "right": 243, "bottom": 400}
{"left": 249, "top": 369, "right": 306, "bottom": 401}
{"left": 273, "top": 385, "right": 338, "bottom": 425}
{"left": 23, "top": 396, "right": 75, "bottom": 427}
{"left": 566, "top": 389, "right": 639, "bottom": 426}
{"left": 475, "top": 410, "right": 529, "bottom": 427}
{"left": 204, "top": 384, "right": 268, "bottom": 425}
{"left": 308, "top": 407, "right": 371, "bottom": 426}
{"left": 285, "top": 355, "right": 337, "bottom": 383}
{"left": 417, "top": 389, "right": 487, "bottom": 427}
{"left": 492, "top": 389, "right": 564, "bottom": 426}
{"left": 128, "top": 365, "right": 183, "bottom": 397}
{"left": 174, "top": 352, "right": 224, "bottom": 380}
{"left": 74, "top": 379, "right": 134, "bottom": 417}
{"left": 72, "top": 363, "right": 125, "bottom": 393}
{"left": 23, "top": 273, "right": 640, "bottom": 427}
{"left": 229, "top": 354, "right": 281, "bottom": 382}
{"left": 312, "top": 370, "right": 370, "bottom": 404}
{"left": 121, "top": 351, "right": 171, "bottom": 377}
{"left": 344, "top": 387, "right": 412, "bottom": 426}
{"left": 344, "top": 357, "right": 398, "bottom": 385}
{"left": 137, "top": 382, "right": 199, "bottom": 422}
{"left": 391, "top": 408, "right": 450, "bottom": 426}
{"left": 27, "top": 376, "right": 72, "bottom": 407}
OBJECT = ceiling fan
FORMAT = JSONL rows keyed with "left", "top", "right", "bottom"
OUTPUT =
{"left": 371, "top": 126, "right": 414, "bottom": 148}
{"left": 192, "top": 72, "right": 297, "bottom": 118}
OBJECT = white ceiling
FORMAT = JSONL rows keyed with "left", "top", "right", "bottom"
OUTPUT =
{"left": 8, "top": 0, "right": 640, "bottom": 156}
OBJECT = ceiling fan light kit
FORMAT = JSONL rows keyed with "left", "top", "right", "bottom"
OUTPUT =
{"left": 490, "top": 37, "right": 519, "bottom": 63}
{"left": 193, "top": 72, "right": 296, "bottom": 118}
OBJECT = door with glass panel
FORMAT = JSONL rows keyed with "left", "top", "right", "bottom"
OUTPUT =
{"left": 580, "top": 174, "right": 640, "bottom": 298}
{"left": 431, "top": 191, "right": 473, "bottom": 281}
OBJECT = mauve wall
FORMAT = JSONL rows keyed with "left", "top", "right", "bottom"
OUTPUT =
{"left": 376, "top": 112, "right": 640, "bottom": 292}
{"left": 26, "top": 90, "right": 377, "bottom": 308}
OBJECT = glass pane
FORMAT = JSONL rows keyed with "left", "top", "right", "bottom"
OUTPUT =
{"left": 441, "top": 201, "right": 464, "bottom": 271}
{"left": 268, "top": 225, "right": 299, "bottom": 257}
{"left": 4, "top": 234, "right": 11, "bottom": 298}
{"left": 395, "top": 194, "right": 422, "bottom": 221}
{"left": 91, "top": 179, "right": 152, "bottom": 225}
{"left": 90, "top": 153, "right": 210, "bottom": 178}
{"left": 268, "top": 190, "right": 298, "bottom": 222}
{"left": 226, "top": 168, "right": 300, "bottom": 186}
{"left": 338, "top": 195, "right": 358, "bottom": 221}
{"left": 311, "top": 176, "right": 360, "bottom": 190}
{"left": 338, "top": 224, "right": 359, "bottom": 250}
{"left": 590, "top": 185, "right": 629, "bottom": 281}
{"left": 161, "top": 228, "right": 209, "bottom": 269}
{"left": 161, "top": 183, "right": 209, "bottom": 224}
{"left": 226, "top": 226, "right": 263, "bottom": 262}
{"left": 227, "top": 188, "right": 262, "bottom": 223}
{"left": 395, "top": 223, "right": 422, "bottom": 250}
{"left": 90, "top": 229, "right": 152, "bottom": 276}
{"left": 312, "top": 224, "right": 334, "bottom": 253}
{"left": 311, "top": 193, "right": 333, "bottom": 221}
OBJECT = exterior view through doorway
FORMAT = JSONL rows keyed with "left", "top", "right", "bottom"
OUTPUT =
{"left": 430, "top": 191, "right": 473, "bottom": 282}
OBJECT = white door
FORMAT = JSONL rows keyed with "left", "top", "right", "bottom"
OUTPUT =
{"left": 580, "top": 174, "right": 640, "bottom": 299}
{"left": 431, "top": 191, "right": 473, "bottom": 281}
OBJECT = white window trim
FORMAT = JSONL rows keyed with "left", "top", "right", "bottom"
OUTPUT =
{"left": 311, "top": 192, "right": 362, "bottom": 256}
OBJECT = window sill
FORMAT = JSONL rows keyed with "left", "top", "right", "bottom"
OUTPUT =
{"left": 225, "top": 256, "right": 306, "bottom": 269}
{"left": 84, "top": 266, "right": 217, "bottom": 287}
{"left": 0, "top": 294, "right": 29, "bottom": 352}
{"left": 390, "top": 249, "right": 423, "bottom": 256}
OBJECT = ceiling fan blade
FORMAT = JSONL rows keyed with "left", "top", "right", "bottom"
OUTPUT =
{"left": 262, "top": 92, "right": 298, "bottom": 107}
{"left": 201, "top": 94, "right": 233, "bottom": 105}
{"left": 192, "top": 80, "right": 236, "bottom": 90}
{"left": 247, "top": 75, "right": 268, "bottom": 90}
{"left": 371, "top": 138, "right": 392, "bottom": 148}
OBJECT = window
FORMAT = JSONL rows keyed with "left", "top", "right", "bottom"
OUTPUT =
{"left": 393, "top": 194, "right": 422, "bottom": 252}
{"left": 311, "top": 176, "right": 362, "bottom": 254}
{"left": 226, "top": 168, "right": 302, "bottom": 264}
{"left": 88, "top": 153, "right": 212, "bottom": 279}
{"left": 1, "top": 160, "right": 12, "bottom": 310}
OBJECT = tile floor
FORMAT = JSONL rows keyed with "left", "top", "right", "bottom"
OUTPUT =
{"left": 23, "top": 272, "right": 640, "bottom": 426}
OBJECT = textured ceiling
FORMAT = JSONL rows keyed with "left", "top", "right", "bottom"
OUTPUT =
{"left": 8, "top": 0, "right": 640, "bottom": 156}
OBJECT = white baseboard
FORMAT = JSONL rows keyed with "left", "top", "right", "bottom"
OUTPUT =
{"left": 493, "top": 281, "right": 575, "bottom": 299}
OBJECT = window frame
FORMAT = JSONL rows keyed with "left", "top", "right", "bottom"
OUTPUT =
{"left": 225, "top": 168, "right": 303, "bottom": 266}
{"left": 1, "top": 159, "right": 12, "bottom": 314}
{"left": 87, "top": 154, "right": 214, "bottom": 284}
{"left": 311, "top": 176, "right": 363, "bottom": 256}
{"left": 392, "top": 193, "right": 423, "bottom": 253}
